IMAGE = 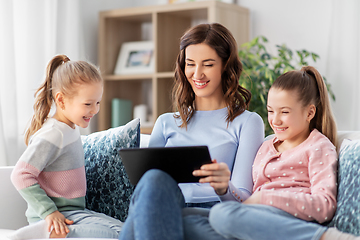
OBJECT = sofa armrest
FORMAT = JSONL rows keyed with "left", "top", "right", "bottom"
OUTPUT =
{"left": 0, "top": 166, "right": 28, "bottom": 229}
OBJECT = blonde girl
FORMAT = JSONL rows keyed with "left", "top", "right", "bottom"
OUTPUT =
{"left": 10, "top": 55, "right": 123, "bottom": 239}
{"left": 206, "top": 66, "right": 360, "bottom": 240}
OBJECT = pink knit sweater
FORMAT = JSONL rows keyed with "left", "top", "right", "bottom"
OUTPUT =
{"left": 252, "top": 129, "right": 337, "bottom": 223}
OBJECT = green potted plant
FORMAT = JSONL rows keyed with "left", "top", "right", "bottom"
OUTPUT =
{"left": 239, "top": 36, "right": 335, "bottom": 135}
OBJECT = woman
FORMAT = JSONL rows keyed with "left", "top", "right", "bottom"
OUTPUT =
{"left": 118, "top": 23, "right": 264, "bottom": 240}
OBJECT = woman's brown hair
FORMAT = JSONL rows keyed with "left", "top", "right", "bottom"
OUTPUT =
{"left": 173, "top": 23, "right": 251, "bottom": 128}
{"left": 24, "top": 54, "right": 102, "bottom": 145}
{"left": 271, "top": 66, "right": 337, "bottom": 145}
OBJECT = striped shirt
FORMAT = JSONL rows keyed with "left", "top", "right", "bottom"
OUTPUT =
{"left": 11, "top": 118, "right": 86, "bottom": 223}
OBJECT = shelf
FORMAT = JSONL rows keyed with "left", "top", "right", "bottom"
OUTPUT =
{"left": 156, "top": 72, "right": 174, "bottom": 78}
{"left": 103, "top": 72, "right": 174, "bottom": 81}
{"left": 104, "top": 74, "right": 153, "bottom": 81}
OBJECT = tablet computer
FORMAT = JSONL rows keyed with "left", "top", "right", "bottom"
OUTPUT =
{"left": 119, "top": 146, "right": 212, "bottom": 185}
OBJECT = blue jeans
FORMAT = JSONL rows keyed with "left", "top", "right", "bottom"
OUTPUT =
{"left": 119, "top": 169, "right": 186, "bottom": 240}
{"left": 62, "top": 209, "right": 122, "bottom": 238}
{"left": 119, "top": 169, "right": 224, "bottom": 240}
{"left": 119, "top": 169, "right": 329, "bottom": 240}
{"left": 7, "top": 209, "right": 122, "bottom": 239}
{"left": 183, "top": 207, "right": 232, "bottom": 240}
{"left": 209, "top": 201, "right": 328, "bottom": 240}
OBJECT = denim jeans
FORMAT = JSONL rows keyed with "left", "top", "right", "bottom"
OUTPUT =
{"left": 62, "top": 209, "right": 123, "bottom": 238}
{"left": 209, "top": 201, "right": 328, "bottom": 240}
{"left": 119, "top": 169, "right": 329, "bottom": 240}
{"left": 119, "top": 169, "right": 227, "bottom": 240}
{"left": 119, "top": 169, "right": 186, "bottom": 240}
{"left": 182, "top": 207, "right": 233, "bottom": 240}
{"left": 7, "top": 209, "right": 122, "bottom": 239}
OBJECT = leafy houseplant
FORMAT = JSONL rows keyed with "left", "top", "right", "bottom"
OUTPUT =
{"left": 238, "top": 36, "right": 335, "bottom": 136}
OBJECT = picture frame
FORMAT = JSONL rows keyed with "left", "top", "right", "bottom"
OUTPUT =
{"left": 114, "top": 41, "right": 154, "bottom": 75}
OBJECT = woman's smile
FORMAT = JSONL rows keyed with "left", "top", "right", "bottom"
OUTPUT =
{"left": 193, "top": 79, "right": 210, "bottom": 88}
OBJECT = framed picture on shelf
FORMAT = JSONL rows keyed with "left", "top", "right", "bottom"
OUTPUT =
{"left": 114, "top": 41, "right": 154, "bottom": 75}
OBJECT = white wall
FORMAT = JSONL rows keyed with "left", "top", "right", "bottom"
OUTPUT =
{"left": 238, "top": 0, "right": 333, "bottom": 74}
{"left": 80, "top": 0, "right": 359, "bottom": 131}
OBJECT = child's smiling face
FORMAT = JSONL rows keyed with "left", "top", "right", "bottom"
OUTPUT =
{"left": 57, "top": 81, "right": 103, "bottom": 129}
{"left": 267, "top": 87, "right": 315, "bottom": 149}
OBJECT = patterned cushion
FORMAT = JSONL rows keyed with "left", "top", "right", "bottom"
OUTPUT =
{"left": 327, "top": 139, "right": 360, "bottom": 235}
{"left": 82, "top": 118, "right": 140, "bottom": 222}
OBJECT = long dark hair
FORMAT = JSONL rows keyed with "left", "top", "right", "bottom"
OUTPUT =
{"left": 173, "top": 23, "right": 251, "bottom": 128}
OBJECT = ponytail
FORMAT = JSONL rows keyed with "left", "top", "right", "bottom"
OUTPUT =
{"left": 271, "top": 66, "right": 337, "bottom": 146}
{"left": 301, "top": 66, "right": 337, "bottom": 146}
{"left": 24, "top": 55, "right": 70, "bottom": 145}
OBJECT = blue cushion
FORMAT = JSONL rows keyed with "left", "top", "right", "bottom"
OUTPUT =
{"left": 82, "top": 118, "right": 140, "bottom": 222}
{"left": 327, "top": 139, "right": 360, "bottom": 235}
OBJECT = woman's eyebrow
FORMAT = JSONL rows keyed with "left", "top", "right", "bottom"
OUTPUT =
{"left": 203, "top": 59, "right": 216, "bottom": 62}
{"left": 185, "top": 58, "right": 216, "bottom": 62}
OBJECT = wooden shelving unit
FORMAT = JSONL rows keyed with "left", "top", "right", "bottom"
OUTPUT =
{"left": 98, "top": 1, "right": 249, "bottom": 134}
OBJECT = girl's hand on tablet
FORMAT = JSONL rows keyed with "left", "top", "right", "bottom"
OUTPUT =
{"left": 193, "top": 159, "right": 231, "bottom": 195}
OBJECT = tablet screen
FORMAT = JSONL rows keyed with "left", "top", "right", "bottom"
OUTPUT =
{"left": 119, "top": 146, "right": 212, "bottom": 185}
